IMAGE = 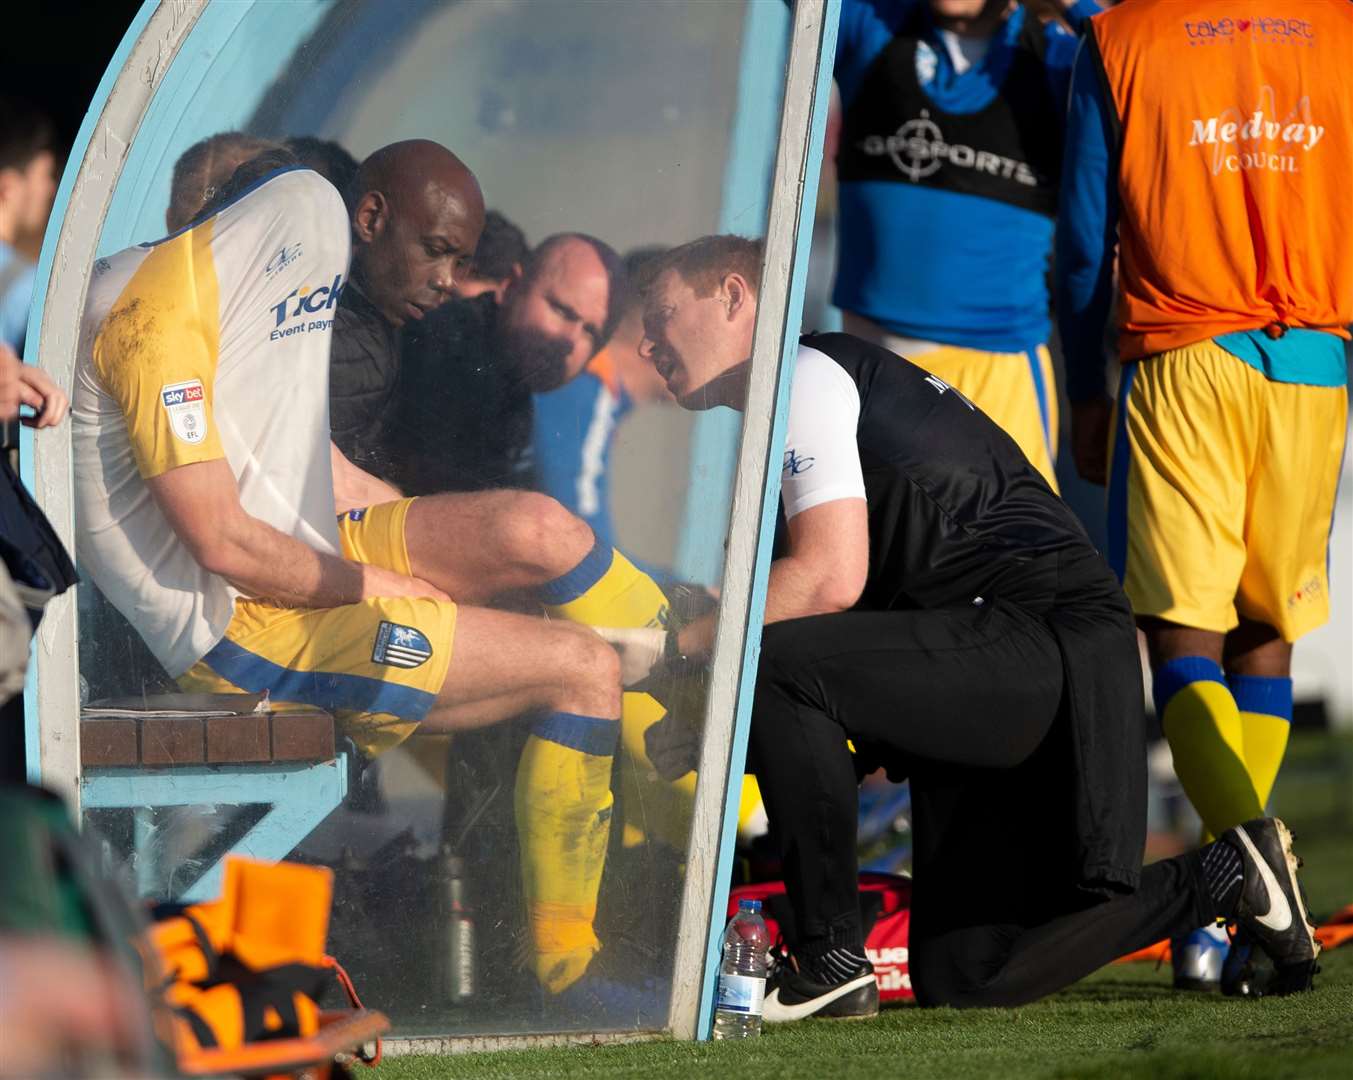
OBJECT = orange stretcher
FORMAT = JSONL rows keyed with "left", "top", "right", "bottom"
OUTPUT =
{"left": 140, "top": 856, "right": 388, "bottom": 1079}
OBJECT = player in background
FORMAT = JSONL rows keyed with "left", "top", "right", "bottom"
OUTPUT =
{"left": 828, "top": 0, "right": 1100, "bottom": 490}
{"left": 0, "top": 97, "right": 58, "bottom": 355}
{"left": 1057, "top": 1, "right": 1351, "bottom": 992}
{"left": 452, "top": 210, "right": 529, "bottom": 302}
{"left": 532, "top": 247, "right": 672, "bottom": 563}
{"left": 392, "top": 232, "right": 622, "bottom": 494}
{"left": 285, "top": 136, "right": 360, "bottom": 196}
{"left": 612, "top": 233, "right": 1321, "bottom": 1020}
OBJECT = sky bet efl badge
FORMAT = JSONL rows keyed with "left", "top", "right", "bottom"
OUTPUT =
{"left": 161, "top": 379, "right": 208, "bottom": 444}
{"left": 372, "top": 621, "right": 433, "bottom": 669}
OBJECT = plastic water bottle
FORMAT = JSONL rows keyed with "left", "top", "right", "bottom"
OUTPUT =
{"left": 712, "top": 899, "right": 770, "bottom": 1039}
{"left": 440, "top": 847, "right": 474, "bottom": 1003}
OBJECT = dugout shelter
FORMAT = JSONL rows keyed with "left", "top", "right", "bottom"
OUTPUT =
{"left": 21, "top": 0, "right": 839, "bottom": 1052}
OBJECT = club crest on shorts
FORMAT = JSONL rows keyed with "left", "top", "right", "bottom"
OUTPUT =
{"left": 160, "top": 379, "right": 208, "bottom": 444}
{"left": 372, "top": 621, "right": 433, "bottom": 669}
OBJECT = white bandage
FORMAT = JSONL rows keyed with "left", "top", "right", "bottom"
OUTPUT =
{"left": 592, "top": 626, "right": 666, "bottom": 687}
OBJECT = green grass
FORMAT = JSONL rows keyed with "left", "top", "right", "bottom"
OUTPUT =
{"left": 372, "top": 733, "right": 1353, "bottom": 1080}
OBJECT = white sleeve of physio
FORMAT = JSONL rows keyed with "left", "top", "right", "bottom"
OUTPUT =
{"left": 779, "top": 345, "right": 867, "bottom": 521}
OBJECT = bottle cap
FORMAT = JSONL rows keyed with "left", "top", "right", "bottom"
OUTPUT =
{"left": 739, "top": 899, "right": 762, "bottom": 913}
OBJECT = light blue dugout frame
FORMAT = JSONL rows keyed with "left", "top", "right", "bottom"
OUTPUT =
{"left": 670, "top": 0, "right": 840, "bottom": 1040}
{"left": 24, "top": 0, "right": 840, "bottom": 1049}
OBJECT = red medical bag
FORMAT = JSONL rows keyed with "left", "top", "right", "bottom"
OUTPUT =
{"left": 727, "top": 872, "right": 914, "bottom": 1002}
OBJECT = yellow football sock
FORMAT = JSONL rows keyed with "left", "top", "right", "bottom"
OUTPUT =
{"left": 514, "top": 713, "right": 619, "bottom": 994}
{"left": 737, "top": 775, "right": 768, "bottom": 841}
{"left": 542, "top": 543, "right": 670, "bottom": 631}
{"left": 1229, "top": 674, "right": 1294, "bottom": 810}
{"left": 542, "top": 540, "right": 697, "bottom": 850}
{"left": 617, "top": 691, "right": 696, "bottom": 851}
{"left": 1155, "top": 657, "right": 1262, "bottom": 838}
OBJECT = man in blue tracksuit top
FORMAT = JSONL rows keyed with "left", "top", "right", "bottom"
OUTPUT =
{"left": 831, "top": 0, "right": 1098, "bottom": 490}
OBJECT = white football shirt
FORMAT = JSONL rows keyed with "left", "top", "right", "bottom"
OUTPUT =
{"left": 72, "top": 168, "right": 350, "bottom": 675}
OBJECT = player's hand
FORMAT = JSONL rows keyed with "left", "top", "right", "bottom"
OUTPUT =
{"left": 360, "top": 563, "right": 451, "bottom": 603}
{"left": 593, "top": 626, "right": 666, "bottom": 687}
{"left": 0, "top": 345, "right": 21, "bottom": 421}
{"left": 1070, "top": 397, "right": 1113, "bottom": 487}
{"left": 0, "top": 937, "right": 152, "bottom": 1076}
{"left": 643, "top": 709, "right": 702, "bottom": 782}
{"left": 17, "top": 362, "right": 69, "bottom": 428}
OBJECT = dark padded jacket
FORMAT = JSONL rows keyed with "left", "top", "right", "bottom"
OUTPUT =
{"left": 329, "top": 284, "right": 402, "bottom": 478}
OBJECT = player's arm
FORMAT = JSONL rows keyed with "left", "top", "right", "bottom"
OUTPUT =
{"left": 146, "top": 457, "right": 445, "bottom": 608}
{"left": 673, "top": 348, "right": 869, "bottom": 660}
{"left": 671, "top": 499, "right": 869, "bottom": 662}
{"left": 765, "top": 499, "right": 869, "bottom": 621}
{"left": 1055, "top": 36, "right": 1120, "bottom": 485}
{"left": 831, "top": 0, "right": 922, "bottom": 107}
{"left": 330, "top": 440, "right": 402, "bottom": 516}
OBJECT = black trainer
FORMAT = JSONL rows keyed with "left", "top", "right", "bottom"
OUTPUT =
{"left": 762, "top": 959, "right": 879, "bottom": 1023}
{"left": 1221, "top": 818, "right": 1320, "bottom": 995}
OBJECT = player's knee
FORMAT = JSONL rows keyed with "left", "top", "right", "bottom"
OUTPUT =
{"left": 491, "top": 492, "right": 592, "bottom": 581}
{"left": 549, "top": 624, "right": 622, "bottom": 717}
{"left": 756, "top": 623, "right": 823, "bottom": 695}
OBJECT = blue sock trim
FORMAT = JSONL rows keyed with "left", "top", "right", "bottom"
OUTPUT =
{"left": 538, "top": 537, "right": 613, "bottom": 606}
{"left": 532, "top": 712, "right": 620, "bottom": 757}
{"left": 1153, "top": 655, "right": 1226, "bottom": 719}
{"left": 1227, "top": 674, "right": 1293, "bottom": 723}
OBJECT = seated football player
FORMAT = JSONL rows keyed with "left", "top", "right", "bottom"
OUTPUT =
{"left": 605, "top": 234, "right": 1321, "bottom": 1020}
{"left": 70, "top": 153, "right": 672, "bottom": 1008}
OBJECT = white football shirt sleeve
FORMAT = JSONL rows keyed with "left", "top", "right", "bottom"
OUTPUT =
{"left": 780, "top": 345, "right": 867, "bottom": 520}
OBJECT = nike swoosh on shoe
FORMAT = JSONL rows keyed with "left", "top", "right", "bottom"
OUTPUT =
{"left": 763, "top": 972, "right": 876, "bottom": 1023}
{"left": 1234, "top": 827, "right": 1293, "bottom": 933}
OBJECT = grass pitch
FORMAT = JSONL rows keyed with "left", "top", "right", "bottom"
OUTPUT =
{"left": 374, "top": 733, "right": 1353, "bottom": 1079}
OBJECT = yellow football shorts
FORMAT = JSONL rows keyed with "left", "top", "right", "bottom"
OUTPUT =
{"left": 177, "top": 498, "right": 456, "bottom": 757}
{"left": 1107, "top": 340, "right": 1348, "bottom": 642}
{"left": 839, "top": 315, "right": 1060, "bottom": 489}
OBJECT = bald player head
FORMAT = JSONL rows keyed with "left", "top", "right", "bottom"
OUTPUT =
{"left": 348, "top": 139, "right": 486, "bottom": 328}
{"left": 496, "top": 233, "right": 621, "bottom": 393}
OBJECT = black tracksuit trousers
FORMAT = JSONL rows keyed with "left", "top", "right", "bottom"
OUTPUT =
{"left": 748, "top": 600, "right": 1218, "bottom": 1008}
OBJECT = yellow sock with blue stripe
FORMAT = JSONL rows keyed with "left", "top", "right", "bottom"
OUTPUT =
{"left": 1228, "top": 674, "right": 1293, "bottom": 810}
{"left": 617, "top": 691, "right": 696, "bottom": 850}
{"left": 1154, "top": 656, "right": 1262, "bottom": 838}
{"left": 540, "top": 537, "right": 692, "bottom": 850}
{"left": 514, "top": 711, "right": 619, "bottom": 994}
{"left": 538, "top": 537, "right": 670, "bottom": 631}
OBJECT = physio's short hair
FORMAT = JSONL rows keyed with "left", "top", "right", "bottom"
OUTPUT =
{"left": 466, "top": 210, "right": 529, "bottom": 283}
{"left": 653, "top": 234, "right": 765, "bottom": 298}
{"left": 0, "top": 96, "right": 55, "bottom": 173}
{"left": 611, "top": 246, "right": 667, "bottom": 320}
{"left": 168, "top": 132, "right": 281, "bottom": 232}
